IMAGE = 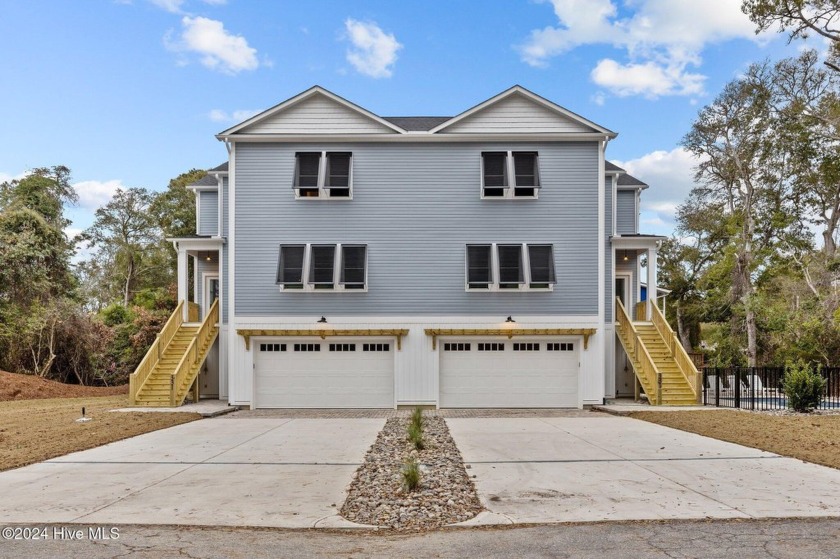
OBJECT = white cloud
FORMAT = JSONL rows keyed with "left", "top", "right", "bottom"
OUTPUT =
{"left": 344, "top": 19, "right": 402, "bottom": 78}
{"left": 519, "top": 0, "right": 762, "bottom": 98}
{"left": 149, "top": 0, "right": 185, "bottom": 13}
{"left": 166, "top": 16, "right": 259, "bottom": 74}
{"left": 147, "top": 0, "right": 223, "bottom": 12}
{"left": 0, "top": 170, "right": 29, "bottom": 184}
{"left": 613, "top": 147, "right": 703, "bottom": 234}
{"left": 73, "top": 179, "right": 126, "bottom": 210}
{"left": 207, "top": 108, "right": 259, "bottom": 123}
{"left": 591, "top": 59, "right": 705, "bottom": 98}
{"left": 590, "top": 91, "right": 606, "bottom": 106}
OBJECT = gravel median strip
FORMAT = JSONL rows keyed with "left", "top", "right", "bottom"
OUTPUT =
{"left": 340, "top": 415, "right": 482, "bottom": 530}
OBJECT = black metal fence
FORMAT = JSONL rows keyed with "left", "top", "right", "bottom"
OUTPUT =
{"left": 702, "top": 367, "right": 840, "bottom": 410}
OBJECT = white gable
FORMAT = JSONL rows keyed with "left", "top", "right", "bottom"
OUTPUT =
{"left": 239, "top": 94, "right": 398, "bottom": 135}
{"left": 440, "top": 93, "right": 599, "bottom": 135}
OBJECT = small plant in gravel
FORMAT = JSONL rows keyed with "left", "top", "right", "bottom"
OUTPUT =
{"left": 784, "top": 361, "right": 826, "bottom": 412}
{"left": 407, "top": 407, "right": 425, "bottom": 450}
{"left": 408, "top": 422, "right": 425, "bottom": 450}
{"left": 402, "top": 456, "right": 421, "bottom": 491}
{"left": 410, "top": 407, "right": 424, "bottom": 430}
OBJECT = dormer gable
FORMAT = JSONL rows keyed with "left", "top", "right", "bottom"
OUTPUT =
{"left": 430, "top": 86, "right": 616, "bottom": 137}
{"left": 218, "top": 86, "right": 405, "bottom": 137}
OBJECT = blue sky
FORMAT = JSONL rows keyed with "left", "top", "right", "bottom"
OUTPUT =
{"left": 0, "top": 0, "right": 816, "bottom": 239}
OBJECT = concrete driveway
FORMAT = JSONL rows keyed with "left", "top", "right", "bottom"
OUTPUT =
{"left": 447, "top": 415, "right": 840, "bottom": 524}
{"left": 0, "top": 417, "right": 384, "bottom": 528}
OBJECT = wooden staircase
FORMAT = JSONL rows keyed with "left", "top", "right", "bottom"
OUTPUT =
{"left": 615, "top": 298, "right": 701, "bottom": 406}
{"left": 129, "top": 299, "right": 219, "bottom": 407}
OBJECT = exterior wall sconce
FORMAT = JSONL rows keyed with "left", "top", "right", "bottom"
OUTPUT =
{"left": 317, "top": 316, "right": 328, "bottom": 323}
{"left": 622, "top": 250, "right": 629, "bottom": 261}
{"left": 205, "top": 252, "right": 212, "bottom": 262}
{"left": 505, "top": 316, "right": 515, "bottom": 323}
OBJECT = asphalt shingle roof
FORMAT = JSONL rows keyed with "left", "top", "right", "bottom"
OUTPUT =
{"left": 382, "top": 116, "right": 452, "bottom": 131}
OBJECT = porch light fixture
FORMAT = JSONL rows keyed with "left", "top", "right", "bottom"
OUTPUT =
{"left": 317, "top": 316, "right": 328, "bottom": 323}
{"left": 622, "top": 250, "right": 629, "bottom": 262}
{"left": 505, "top": 316, "right": 515, "bottom": 323}
{"left": 205, "top": 252, "right": 212, "bottom": 262}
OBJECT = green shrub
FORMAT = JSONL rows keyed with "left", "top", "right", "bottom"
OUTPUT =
{"left": 783, "top": 361, "right": 826, "bottom": 412}
{"left": 402, "top": 457, "right": 421, "bottom": 492}
{"left": 100, "top": 303, "right": 132, "bottom": 327}
{"left": 407, "top": 422, "right": 425, "bottom": 451}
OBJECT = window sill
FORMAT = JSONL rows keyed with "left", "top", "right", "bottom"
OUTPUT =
{"left": 466, "top": 286, "right": 554, "bottom": 293}
{"left": 278, "top": 286, "right": 368, "bottom": 293}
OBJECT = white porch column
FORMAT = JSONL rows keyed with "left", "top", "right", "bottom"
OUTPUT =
{"left": 177, "top": 245, "right": 189, "bottom": 321}
{"left": 646, "top": 246, "right": 657, "bottom": 320}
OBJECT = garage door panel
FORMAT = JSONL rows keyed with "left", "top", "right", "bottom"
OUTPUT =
{"left": 255, "top": 339, "right": 394, "bottom": 408}
{"left": 440, "top": 339, "right": 578, "bottom": 408}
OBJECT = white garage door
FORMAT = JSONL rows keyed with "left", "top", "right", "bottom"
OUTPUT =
{"left": 439, "top": 339, "right": 579, "bottom": 408}
{"left": 254, "top": 339, "right": 394, "bottom": 408}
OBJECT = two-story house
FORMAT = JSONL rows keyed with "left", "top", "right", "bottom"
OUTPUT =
{"left": 129, "top": 86, "right": 700, "bottom": 409}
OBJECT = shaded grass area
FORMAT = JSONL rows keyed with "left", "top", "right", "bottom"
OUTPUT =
{"left": 630, "top": 410, "right": 840, "bottom": 470}
{"left": 0, "top": 395, "right": 200, "bottom": 471}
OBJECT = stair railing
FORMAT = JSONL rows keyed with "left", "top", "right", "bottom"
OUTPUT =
{"left": 129, "top": 300, "right": 184, "bottom": 405}
{"left": 649, "top": 302, "right": 701, "bottom": 402}
{"left": 615, "top": 297, "right": 661, "bottom": 405}
{"left": 170, "top": 298, "right": 219, "bottom": 406}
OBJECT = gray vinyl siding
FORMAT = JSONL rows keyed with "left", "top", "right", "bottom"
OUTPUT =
{"left": 221, "top": 177, "right": 229, "bottom": 324}
{"left": 234, "top": 142, "right": 600, "bottom": 316}
{"left": 616, "top": 190, "right": 636, "bottom": 235}
{"left": 604, "top": 177, "right": 612, "bottom": 323}
{"left": 198, "top": 191, "right": 219, "bottom": 236}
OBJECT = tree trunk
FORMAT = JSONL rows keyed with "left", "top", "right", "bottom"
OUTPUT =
{"left": 823, "top": 227, "right": 837, "bottom": 260}
{"left": 123, "top": 255, "right": 134, "bottom": 307}
{"left": 676, "top": 302, "right": 692, "bottom": 350}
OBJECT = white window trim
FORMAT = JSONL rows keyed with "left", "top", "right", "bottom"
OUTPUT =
{"left": 480, "top": 151, "right": 540, "bottom": 200}
{"left": 465, "top": 243, "right": 554, "bottom": 292}
{"left": 279, "top": 243, "right": 367, "bottom": 293}
{"left": 294, "top": 152, "right": 354, "bottom": 201}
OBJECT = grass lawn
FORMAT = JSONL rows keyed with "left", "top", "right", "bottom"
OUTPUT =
{"left": 0, "top": 394, "right": 200, "bottom": 472}
{"left": 630, "top": 410, "right": 840, "bottom": 470}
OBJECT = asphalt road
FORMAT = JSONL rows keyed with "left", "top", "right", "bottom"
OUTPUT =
{"left": 2, "top": 518, "right": 840, "bottom": 559}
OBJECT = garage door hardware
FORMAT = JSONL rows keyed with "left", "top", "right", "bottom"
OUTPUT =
{"left": 238, "top": 329, "right": 409, "bottom": 350}
{"left": 425, "top": 328, "right": 596, "bottom": 350}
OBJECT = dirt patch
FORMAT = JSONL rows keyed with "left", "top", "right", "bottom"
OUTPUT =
{"left": 0, "top": 395, "right": 200, "bottom": 472}
{"left": 630, "top": 410, "right": 840, "bottom": 470}
{"left": 0, "top": 370, "right": 127, "bottom": 401}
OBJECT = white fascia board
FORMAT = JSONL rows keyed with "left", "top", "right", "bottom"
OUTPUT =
{"left": 217, "top": 86, "right": 406, "bottom": 138}
{"left": 610, "top": 236, "right": 665, "bottom": 251}
{"left": 217, "top": 132, "right": 613, "bottom": 143}
{"left": 188, "top": 185, "right": 219, "bottom": 192}
{"left": 617, "top": 184, "right": 649, "bottom": 191}
{"left": 428, "top": 85, "right": 618, "bottom": 137}
{"left": 167, "top": 237, "right": 225, "bottom": 252}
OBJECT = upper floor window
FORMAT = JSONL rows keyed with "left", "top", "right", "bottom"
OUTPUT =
{"left": 465, "top": 243, "right": 555, "bottom": 291}
{"left": 481, "top": 151, "right": 540, "bottom": 199}
{"left": 277, "top": 243, "right": 367, "bottom": 291}
{"left": 294, "top": 152, "right": 352, "bottom": 199}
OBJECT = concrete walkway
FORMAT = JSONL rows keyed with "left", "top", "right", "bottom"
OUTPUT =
{"left": 0, "top": 417, "right": 384, "bottom": 528}
{"left": 448, "top": 415, "right": 840, "bottom": 524}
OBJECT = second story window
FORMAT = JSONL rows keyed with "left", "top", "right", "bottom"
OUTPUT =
{"left": 466, "top": 243, "right": 555, "bottom": 291}
{"left": 481, "top": 151, "right": 540, "bottom": 199}
{"left": 277, "top": 243, "right": 367, "bottom": 292}
{"left": 294, "top": 152, "right": 353, "bottom": 199}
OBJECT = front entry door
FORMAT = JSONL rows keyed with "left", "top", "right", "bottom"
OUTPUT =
{"left": 615, "top": 274, "right": 634, "bottom": 397}
{"left": 200, "top": 274, "right": 219, "bottom": 398}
